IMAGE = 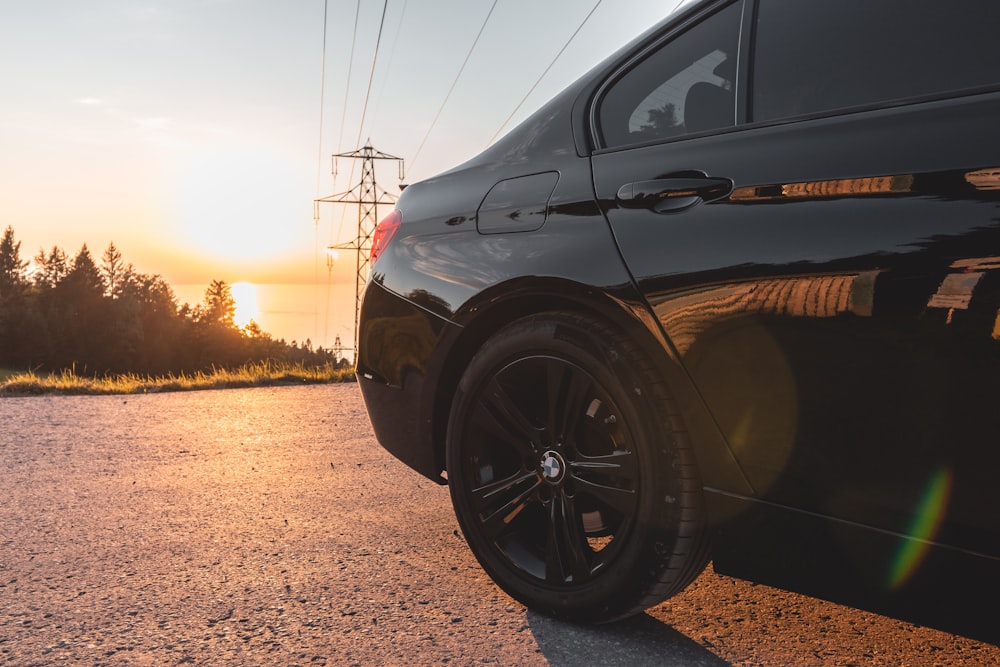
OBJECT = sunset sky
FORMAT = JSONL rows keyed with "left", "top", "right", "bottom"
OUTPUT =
{"left": 1, "top": 0, "right": 687, "bottom": 343}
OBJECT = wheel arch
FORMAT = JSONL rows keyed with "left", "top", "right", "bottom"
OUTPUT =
{"left": 428, "top": 277, "right": 752, "bottom": 501}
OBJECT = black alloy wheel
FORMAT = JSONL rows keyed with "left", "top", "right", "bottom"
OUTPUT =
{"left": 446, "top": 312, "right": 710, "bottom": 623}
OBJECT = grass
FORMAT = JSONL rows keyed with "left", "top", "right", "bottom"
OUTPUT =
{"left": 0, "top": 361, "right": 356, "bottom": 397}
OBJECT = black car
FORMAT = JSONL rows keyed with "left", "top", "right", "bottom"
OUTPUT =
{"left": 357, "top": 0, "right": 1000, "bottom": 640}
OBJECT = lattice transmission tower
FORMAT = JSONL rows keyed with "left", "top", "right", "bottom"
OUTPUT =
{"left": 314, "top": 143, "right": 404, "bottom": 362}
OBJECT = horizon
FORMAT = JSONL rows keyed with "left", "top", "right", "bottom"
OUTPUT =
{"left": 5, "top": 223, "right": 357, "bottom": 353}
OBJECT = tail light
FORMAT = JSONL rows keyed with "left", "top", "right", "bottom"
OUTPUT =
{"left": 370, "top": 209, "right": 402, "bottom": 264}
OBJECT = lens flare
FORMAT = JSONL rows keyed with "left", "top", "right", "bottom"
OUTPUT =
{"left": 888, "top": 467, "right": 953, "bottom": 590}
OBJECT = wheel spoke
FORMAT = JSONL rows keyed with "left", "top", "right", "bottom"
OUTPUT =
{"left": 472, "top": 376, "right": 541, "bottom": 460}
{"left": 544, "top": 492, "right": 591, "bottom": 584}
{"left": 570, "top": 449, "right": 638, "bottom": 482}
{"left": 471, "top": 471, "right": 542, "bottom": 542}
{"left": 545, "top": 359, "right": 592, "bottom": 444}
{"left": 571, "top": 475, "right": 638, "bottom": 515}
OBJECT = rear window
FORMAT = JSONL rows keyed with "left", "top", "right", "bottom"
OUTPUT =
{"left": 753, "top": 0, "right": 1000, "bottom": 123}
{"left": 596, "top": 2, "right": 742, "bottom": 149}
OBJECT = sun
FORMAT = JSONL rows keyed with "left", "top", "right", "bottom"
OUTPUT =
{"left": 230, "top": 281, "right": 260, "bottom": 328}
{"left": 172, "top": 145, "right": 312, "bottom": 263}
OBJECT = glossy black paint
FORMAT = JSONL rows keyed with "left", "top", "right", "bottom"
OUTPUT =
{"left": 595, "top": 93, "right": 1000, "bottom": 555}
{"left": 357, "top": 0, "right": 1000, "bottom": 641}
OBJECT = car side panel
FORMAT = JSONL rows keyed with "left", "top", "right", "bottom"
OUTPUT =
{"left": 593, "top": 94, "right": 1000, "bottom": 564}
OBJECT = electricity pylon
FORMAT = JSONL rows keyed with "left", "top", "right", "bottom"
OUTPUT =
{"left": 314, "top": 142, "right": 404, "bottom": 363}
{"left": 332, "top": 334, "right": 343, "bottom": 364}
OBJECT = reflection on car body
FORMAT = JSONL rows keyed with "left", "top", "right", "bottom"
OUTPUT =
{"left": 355, "top": 0, "right": 1000, "bottom": 643}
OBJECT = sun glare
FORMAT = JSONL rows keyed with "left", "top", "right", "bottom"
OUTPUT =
{"left": 231, "top": 281, "right": 260, "bottom": 328}
{"left": 172, "top": 146, "right": 311, "bottom": 263}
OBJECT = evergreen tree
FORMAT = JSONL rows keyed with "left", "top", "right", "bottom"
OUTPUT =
{"left": 0, "top": 227, "right": 29, "bottom": 365}
{"left": 202, "top": 279, "right": 236, "bottom": 328}
{"left": 0, "top": 226, "right": 28, "bottom": 296}
{"left": 52, "top": 245, "right": 110, "bottom": 370}
{"left": 120, "top": 271, "right": 182, "bottom": 374}
{"left": 0, "top": 228, "right": 338, "bottom": 375}
{"left": 33, "top": 246, "right": 69, "bottom": 289}
{"left": 64, "top": 245, "right": 106, "bottom": 297}
{"left": 193, "top": 279, "right": 240, "bottom": 368}
{"left": 101, "top": 242, "right": 128, "bottom": 299}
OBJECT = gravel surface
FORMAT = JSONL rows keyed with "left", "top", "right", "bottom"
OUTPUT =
{"left": 1, "top": 384, "right": 997, "bottom": 666}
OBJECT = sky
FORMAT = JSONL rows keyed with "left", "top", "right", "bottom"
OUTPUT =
{"left": 1, "top": 0, "right": 689, "bottom": 343}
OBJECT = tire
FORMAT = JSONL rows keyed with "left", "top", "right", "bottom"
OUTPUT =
{"left": 446, "top": 312, "right": 710, "bottom": 623}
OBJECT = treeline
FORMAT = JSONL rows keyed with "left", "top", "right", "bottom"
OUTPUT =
{"left": 0, "top": 226, "right": 345, "bottom": 376}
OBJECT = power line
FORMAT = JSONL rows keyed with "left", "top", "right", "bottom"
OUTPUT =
{"left": 331, "top": 0, "right": 363, "bottom": 254}
{"left": 409, "top": 0, "right": 499, "bottom": 171}
{"left": 486, "top": 0, "right": 603, "bottom": 147}
{"left": 334, "top": 0, "right": 362, "bottom": 191}
{"left": 315, "top": 0, "right": 329, "bottom": 199}
{"left": 368, "top": 0, "right": 409, "bottom": 137}
{"left": 314, "top": 0, "right": 329, "bottom": 344}
{"left": 335, "top": 0, "right": 390, "bottom": 249}
{"left": 322, "top": 1, "right": 395, "bottom": 356}
{"left": 353, "top": 0, "right": 391, "bottom": 152}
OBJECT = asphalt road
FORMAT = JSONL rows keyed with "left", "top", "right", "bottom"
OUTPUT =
{"left": 1, "top": 384, "right": 997, "bottom": 666}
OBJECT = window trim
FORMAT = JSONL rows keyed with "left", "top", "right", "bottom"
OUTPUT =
{"left": 743, "top": 84, "right": 1000, "bottom": 132}
{"left": 588, "top": 0, "right": 1000, "bottom": 155}
{"left": 588, "top": 0, "right": 747, "bottom": 153}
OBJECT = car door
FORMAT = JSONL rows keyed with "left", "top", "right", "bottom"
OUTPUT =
{"left": 589, "top": 0, "right": 1000, "bottom": 576}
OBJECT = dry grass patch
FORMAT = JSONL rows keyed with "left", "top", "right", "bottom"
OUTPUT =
{"left": 0, "top": 361, "right": 355, "bottom": 396}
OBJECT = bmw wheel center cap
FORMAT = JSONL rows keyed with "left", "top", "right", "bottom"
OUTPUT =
{"left": 541, "top": 450, "right": 566, "bottom": 483}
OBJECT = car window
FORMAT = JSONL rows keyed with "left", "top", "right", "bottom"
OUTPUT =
{"left": 596, "top": 2, "right": 742, "bottom": 149}
{"left": 753, "top": 0, "right": 1000, "bottom": 123}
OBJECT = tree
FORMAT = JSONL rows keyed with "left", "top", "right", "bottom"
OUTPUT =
{"left": 0, "top": 228, "right": 338, "bottom": 374}
{"left": 49, "top": 245, "right": 110, "bottom": 370}
{"left": 64, "top": 244, "right": 106, "bottom": 297}
{"left": 101, "top": 242, "right": 128, "bottom": 299}
{"left": 0, "top": 226, "right": 29, "bottom": 363}
{"left": 202, "top": 279, "right": 236, "bottom": 328}
{"left": 114, "top": 270, "right": 181, "bottom": 374}
{"left": 33, "top": 246, "right": 70, "bottom": 289}
{"left": 0, "top": 226, "right": 28, "bottom": 296}
{"left": 190, "top": 279, "right": 243, "bottom": 369}
{"left": 634, "top": 102, "right": 682, "bottom": 142}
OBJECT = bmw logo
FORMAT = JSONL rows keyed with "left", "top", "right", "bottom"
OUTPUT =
{"left": 540, "top": 450, "right": 566, "bottom": 483}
